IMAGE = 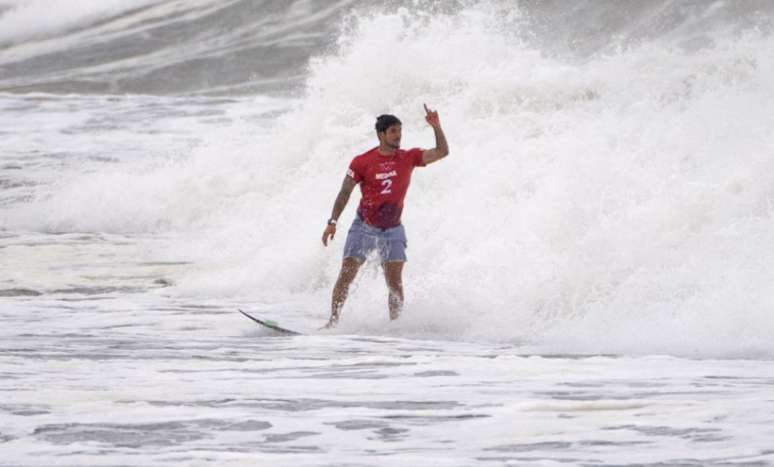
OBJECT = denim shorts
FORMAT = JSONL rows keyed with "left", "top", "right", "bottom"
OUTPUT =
{"left": 343, "top": 216, "right": 407, "bottom": 263}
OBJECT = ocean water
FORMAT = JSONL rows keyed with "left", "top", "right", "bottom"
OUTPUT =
{"left": 2, "top": 1, "right": 774, "bottom": 465}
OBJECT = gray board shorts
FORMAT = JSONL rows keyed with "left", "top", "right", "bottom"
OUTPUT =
{"left": 343, "top": 216, "right": 407, "bottom": 263}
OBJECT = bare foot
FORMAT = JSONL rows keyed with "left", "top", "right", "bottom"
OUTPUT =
{"left": 319, "top": 316, "right": 338, "bottom": 330}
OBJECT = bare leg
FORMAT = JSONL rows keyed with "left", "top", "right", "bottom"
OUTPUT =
{"left": 383, "top": 261, "right": 405, "bottom": 320}
{"left": 327, "top": 257, "right": 362, "bottom": 327}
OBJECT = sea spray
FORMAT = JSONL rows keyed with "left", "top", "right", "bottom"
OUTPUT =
{"left": 3, "top": 1, "right": 773, "bottom": 356}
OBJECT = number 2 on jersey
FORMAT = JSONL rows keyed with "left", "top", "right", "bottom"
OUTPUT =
{"left": 380, "top": 178, "right": 393, "bottom": 195}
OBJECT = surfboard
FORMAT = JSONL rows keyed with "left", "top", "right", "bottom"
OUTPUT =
{"left": 238, "top": 309, "right": 302, "bottom": 336}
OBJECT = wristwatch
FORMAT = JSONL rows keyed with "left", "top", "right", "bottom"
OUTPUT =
{"left": 327, "top": 218, "right": 337, "bottom": 226}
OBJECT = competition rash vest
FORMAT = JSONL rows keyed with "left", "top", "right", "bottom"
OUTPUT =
{"left": 347, "top": 147, "right": 425, "bottom": 229}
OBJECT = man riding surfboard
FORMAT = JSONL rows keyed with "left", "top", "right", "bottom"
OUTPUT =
{"left": 321, "top": 104, "right": 449, "bottom": 328}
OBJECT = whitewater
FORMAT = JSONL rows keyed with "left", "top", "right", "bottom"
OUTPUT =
{"left": 2, "top": 0, "right": 774, "bottom": 465}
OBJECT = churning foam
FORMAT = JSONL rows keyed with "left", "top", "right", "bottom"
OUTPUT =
{"left": 7, "top": 2, "right": 774, "bottom": 357}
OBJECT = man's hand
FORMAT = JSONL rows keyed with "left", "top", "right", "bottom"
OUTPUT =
{"left": 421, "top": 103, "right": 449, "bottom": 165}
{"left": 424, "top": 103, "right": 441, "bottom": 129}
{"left": 322, "top": 224, "right": 336, "bottom": 246}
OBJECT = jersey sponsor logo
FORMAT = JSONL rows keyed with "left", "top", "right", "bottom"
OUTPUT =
{"left": 375, "top": 170, "right": 397, "bottom": 180}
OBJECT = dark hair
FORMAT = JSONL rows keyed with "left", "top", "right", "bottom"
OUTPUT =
{"left": 375, "top": 114, "right": 401, "bottom": 133}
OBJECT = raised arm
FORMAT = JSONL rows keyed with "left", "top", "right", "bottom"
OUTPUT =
{"left": 421, "top": 103, "right": 449, "bottom": 165}
{"left": 322, "top": 175, "right": 357, "bottom": 246}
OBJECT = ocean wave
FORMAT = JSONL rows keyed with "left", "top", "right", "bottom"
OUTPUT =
{"left": 3, "top": 0, "right": 774, "bottom": 357}
{"left": 1, "top": 0, "right": 772, "bottom": 95}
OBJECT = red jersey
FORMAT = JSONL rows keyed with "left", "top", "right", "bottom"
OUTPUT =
{"left": 347, "top": 146, "right": 425, "bottom": 229}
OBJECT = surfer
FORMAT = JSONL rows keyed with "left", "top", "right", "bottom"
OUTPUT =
{"left": 321, "top": 104, "right": 449, "bottom": 328}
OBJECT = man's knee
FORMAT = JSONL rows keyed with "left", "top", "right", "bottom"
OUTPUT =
{"left": 339, "top": 257, "right": 362, "bottom": 282}
{"left": 383, "top": 260, "right": 403, "bottom": 277}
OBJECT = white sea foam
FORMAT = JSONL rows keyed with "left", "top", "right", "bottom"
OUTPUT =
{"left": 3, "top": 2, "right": 774, "bottom": 357}
{"left": 6, "top": 4, "right": 774, "bottom": 466}
{"left": 192, "top": 4, "right": 774, "bottom": 357}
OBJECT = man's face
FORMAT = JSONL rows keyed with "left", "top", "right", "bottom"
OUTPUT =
{"left": 379, "top": 124, "right": 402, "bottom": 149}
